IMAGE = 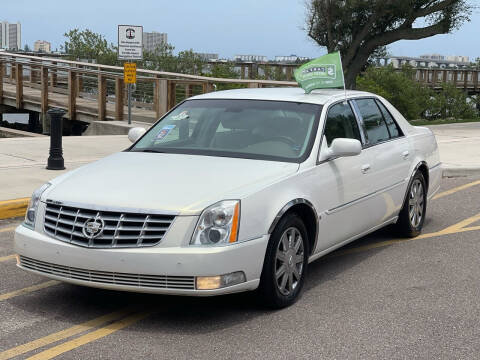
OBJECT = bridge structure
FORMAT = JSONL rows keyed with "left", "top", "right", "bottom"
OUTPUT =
{"left": 0, "top": 53, "right": 296, "bottom": 133}
{"left": 0, "top": 53, "right": 479, "bottom": 134}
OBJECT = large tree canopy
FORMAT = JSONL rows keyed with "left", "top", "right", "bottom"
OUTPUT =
{"left": 306, "top": 0, "right": 473, "bottom": 88}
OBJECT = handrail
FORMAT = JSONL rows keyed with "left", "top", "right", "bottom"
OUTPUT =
{"left": 0, "top": 52, "right": 297, "bottom": 86}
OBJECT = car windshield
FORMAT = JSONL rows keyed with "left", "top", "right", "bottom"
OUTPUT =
{"left": 131, "top": 99, "right": 322, "bottom": 162}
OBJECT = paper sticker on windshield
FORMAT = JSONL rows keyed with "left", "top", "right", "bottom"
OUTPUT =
{"left": 171, "top": 111, "right": 189, "bottom": 121}
{"left": 155, "top": 125, "right": 176, "bottom": 140}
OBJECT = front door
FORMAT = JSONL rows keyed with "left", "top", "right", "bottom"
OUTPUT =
{"left": 312, "top": 101, "right": 376, "bottom": 253}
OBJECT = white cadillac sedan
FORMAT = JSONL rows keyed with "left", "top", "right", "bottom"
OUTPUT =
{"left": 14, "top": 88, "right": 441, "bottom": 308}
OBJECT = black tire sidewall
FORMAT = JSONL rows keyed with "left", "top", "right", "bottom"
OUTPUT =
{"left": 259, "top": 213, "right": 309, "bottom": 308}
{"left": 399, "top": 171, "right": 427, "bottom": 237}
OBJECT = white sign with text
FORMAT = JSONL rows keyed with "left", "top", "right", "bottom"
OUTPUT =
{"left": 118, "top": 25, "right": 143, "bottom": 61}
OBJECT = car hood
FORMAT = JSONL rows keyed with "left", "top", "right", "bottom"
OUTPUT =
{"left": 44, "top": 152, "right": 299, "bottom": 215}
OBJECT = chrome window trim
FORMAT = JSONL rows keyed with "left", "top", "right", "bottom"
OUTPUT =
{"left": 316, "top": 98, "right": 364, "bottom": 165}
{"left": 349, "top": 96, "right": 407, "bottom": 149}
{"left": 326, "top": 180, "right": 406, "bottom": 215}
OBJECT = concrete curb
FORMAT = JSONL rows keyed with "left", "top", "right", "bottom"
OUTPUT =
{"left": 0, "top": 198, "right": 29, "bottom": 220}
{"left": 442, "top": 167, "right": 480, "bottom": 178}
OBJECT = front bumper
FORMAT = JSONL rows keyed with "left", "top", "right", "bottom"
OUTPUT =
{"left": 14, "top": 225, "right": 269, "bottom": 296}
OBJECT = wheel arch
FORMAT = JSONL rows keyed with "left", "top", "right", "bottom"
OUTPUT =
{"left": 268, "top": 199, "right": 319, "bottom": 256}
{"left": 401, "top": 161, "right": 429, "bottom": 210}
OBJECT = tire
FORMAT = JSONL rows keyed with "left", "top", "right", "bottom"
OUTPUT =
{"left": 258, "top": 213, "right": 309, "bottom": 309}
{"left": 396, "top": 171, "right": 427, "bottom": 237}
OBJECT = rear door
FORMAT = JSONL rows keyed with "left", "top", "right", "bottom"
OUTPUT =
{"left": 352, "top": 98, "right": 411, "bottom": 224}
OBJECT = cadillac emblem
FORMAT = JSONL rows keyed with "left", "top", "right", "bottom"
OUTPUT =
{"left": 82, "top": 217, "right": 105, "bottom": 239}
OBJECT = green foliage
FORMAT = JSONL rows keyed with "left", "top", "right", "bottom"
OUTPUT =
{"left": 429, "top": 82, "right": 477, "bottom": 119}
{"left": 357, "top": 65, "right": 478, "bottom": 121}
{"left": 357, "top": 65, "right": 431, "bottom": 120}
{"left": 63, "top": 29, "right": 118, "bottom": 64}
{"left": 306, "top": 0, "right": 473, "bottom": 87}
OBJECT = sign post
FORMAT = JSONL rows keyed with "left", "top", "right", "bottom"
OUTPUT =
{"left": 123, "top": 63, "right": 137, "bottom": 124}
{"left": 118, "top": 25, "right": 143, "bottom": 125}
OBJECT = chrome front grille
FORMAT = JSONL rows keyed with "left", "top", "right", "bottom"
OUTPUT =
{"left": 19, "top": 256, "right": 195, "bottom": 290}
{"left": 43, "top": 203, "right": 175, "bottom": 248}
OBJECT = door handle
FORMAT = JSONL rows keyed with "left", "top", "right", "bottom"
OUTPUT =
{"left": 402, "top": 150, "right": 410, "bottom": 159}
{"left": 361, "top": 164, "right": 371, "bottom": 174}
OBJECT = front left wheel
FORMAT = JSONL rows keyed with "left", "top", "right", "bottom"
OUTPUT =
{"left": 258, "top": 213, "right": 309, "bottom": 309}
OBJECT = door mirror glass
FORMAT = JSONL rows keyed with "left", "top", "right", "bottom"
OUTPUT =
{"left": 324, "top": 138, "right": 362, "bottom": 159}
{"left": 128, "top": 127, "right": 146, "bottom": 143}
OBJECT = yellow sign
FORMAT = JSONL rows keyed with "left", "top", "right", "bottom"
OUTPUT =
{"left": 124, "top": 63, "right": 137, "bottom": 84}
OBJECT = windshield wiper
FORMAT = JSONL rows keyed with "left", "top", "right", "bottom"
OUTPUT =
{"left": 133, "top": 148, "right": 166, "bottom": 153}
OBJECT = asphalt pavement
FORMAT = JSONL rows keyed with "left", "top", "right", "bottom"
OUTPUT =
{"left": 1, "top": 176, "right": 480, "bottom": 359}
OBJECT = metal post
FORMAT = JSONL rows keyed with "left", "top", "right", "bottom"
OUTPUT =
{"left": 128, "top": 83, "right": 132, "bottom": 125}
{"left": 47, "top": 108, "right": 66, "bottom": 170}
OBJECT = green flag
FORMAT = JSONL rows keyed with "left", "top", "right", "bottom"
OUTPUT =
{"left": 294, "top": 52, "right": 345, "bottom": 94}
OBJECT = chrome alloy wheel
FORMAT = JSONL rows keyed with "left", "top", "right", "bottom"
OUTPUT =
{"left": 409, "top": 179, "right": 424, "bottom": 228}
{"left": 275, "top": 227, "right": 304, "bottom": 296}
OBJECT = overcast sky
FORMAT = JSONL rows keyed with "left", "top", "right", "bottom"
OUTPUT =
{"left": 3, "top": 0, "right": 479, "bottom": 60}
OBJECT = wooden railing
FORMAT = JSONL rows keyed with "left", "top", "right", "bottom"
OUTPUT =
{"left": 0, "top": 53, "right": 297, "bottom": 124}
{"left": 413, "top": 68, "right": 480, "bottom": 91}
{"left": 1, "top": 53, "right": 479, "bottom": 126}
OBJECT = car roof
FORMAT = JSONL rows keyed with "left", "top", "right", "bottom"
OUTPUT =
{"left": 190, "top": 87, "right": 374, "bottom": 105}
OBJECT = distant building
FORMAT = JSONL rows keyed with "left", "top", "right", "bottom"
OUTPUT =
{"left": 0, "top": 21, "right": 21, "bottom": 50}
{"left": 34, "top": 40, "right": 51, "bottom": 53}
{"left": 234, "top": 55, "right": 268, "bottom": 62}
{"left": 143, "top": 31, "right": 168, "bottom": 53}
{"left": 195, "top": 53, "right": 219, "bottom": 61}
{"left": 420, "top": 54, "right": 470, "bottom": 64}
{"left": 274, "top": 55, "right": 309, "bottom": 63}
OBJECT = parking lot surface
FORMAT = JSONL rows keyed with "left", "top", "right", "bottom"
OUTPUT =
{"left": 2, "top": 176, "right": 480, "bottom": 359}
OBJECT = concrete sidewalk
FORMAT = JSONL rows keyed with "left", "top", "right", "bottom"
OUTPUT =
{"left": 0, "top": 135, "right": 130, "bottom": 201}
{"left": 426, "top": 122, "right": 480, "bottom": 177}
{"left": 0, "top": 122, "right": 479, "bottom": 203}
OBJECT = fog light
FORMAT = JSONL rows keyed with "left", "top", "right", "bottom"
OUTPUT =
{"left": 196, "top": 271, "right": 246, "bottom": 290}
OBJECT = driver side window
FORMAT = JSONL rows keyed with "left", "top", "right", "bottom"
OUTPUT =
{"left": 324, "top": 102, "right": 361, "bottom": 147}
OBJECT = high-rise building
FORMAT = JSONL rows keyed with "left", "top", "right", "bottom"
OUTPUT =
{"left": 143, "top": 31, "right": 168, "bottom": 54}
{"left": 34, "top": 40, "right": 51, "bottom": 53}
{"left": 0, "top": 21, "right": 21, "bottom": 50}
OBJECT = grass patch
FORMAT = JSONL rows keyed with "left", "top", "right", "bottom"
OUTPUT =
{"left": 409, "top": 118, "right": 480, "bottom": 126}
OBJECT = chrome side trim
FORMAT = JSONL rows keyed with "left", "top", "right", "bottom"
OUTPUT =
{"left": 268, "top": 198, "right": 319, "bottom": 255}
{"left": 326, "top": 180, "right": 405, "bottom": 215}
{"left": 429, "top": 162, "right": 442, "bottom": 171}
{"left": 308, "top": 216, "right": 398, "bottom": 263}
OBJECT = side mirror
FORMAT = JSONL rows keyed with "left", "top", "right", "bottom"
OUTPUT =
{"left": 323, "top": 138, "right": 362, "bottom": 160}
{"left": 128, "top": 127, "right": 146, "bottom": 143}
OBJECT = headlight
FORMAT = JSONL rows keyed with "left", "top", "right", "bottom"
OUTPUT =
{"left": 24, "top": 183, "right": 51, "bottom": 229}
{"left": 191, "top": 200, "right": 240, "bottom": 245}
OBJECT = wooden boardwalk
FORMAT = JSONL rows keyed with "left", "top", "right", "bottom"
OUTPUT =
{"left": 1, "top": 52, "right": 478, "bottom": 129}
{"left": 1, "top": 81, "right": 157, "bottom": 124}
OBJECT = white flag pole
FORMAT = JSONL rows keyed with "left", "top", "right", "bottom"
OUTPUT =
{"left": 339, "top": 52, "right": 347, "bottom": 103}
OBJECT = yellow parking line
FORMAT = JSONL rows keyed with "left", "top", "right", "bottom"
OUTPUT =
{"left": 331, "top": 213, "right": 480, "bottom": 258}
{"left": 0, "top": 309, "right": 134, "bottom": 360}
{"left": 433, "top": 179, "right": 480, "bottom": 200}
{"left": 26, "top": 311, "right": 153, "bottom": 360}
{"left": 0, "top": 281, "right": 59, "bottom": 302}
{"left": 0, "top": 198, "right": 29, "bottom": 220}
{"left": 0, "top": 226, "right": 17, "bottom": 233}
{"left": 0, "top": 254, "right": 16, "bottom": 263}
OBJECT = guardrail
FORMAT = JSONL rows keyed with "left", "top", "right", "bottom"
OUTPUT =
{"left": 0, "top": 53, "right": 297, "bottom": 124}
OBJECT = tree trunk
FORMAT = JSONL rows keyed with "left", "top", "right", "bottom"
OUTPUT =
{"left": 343, "top": 48, "right": 374, "bottom": 89}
